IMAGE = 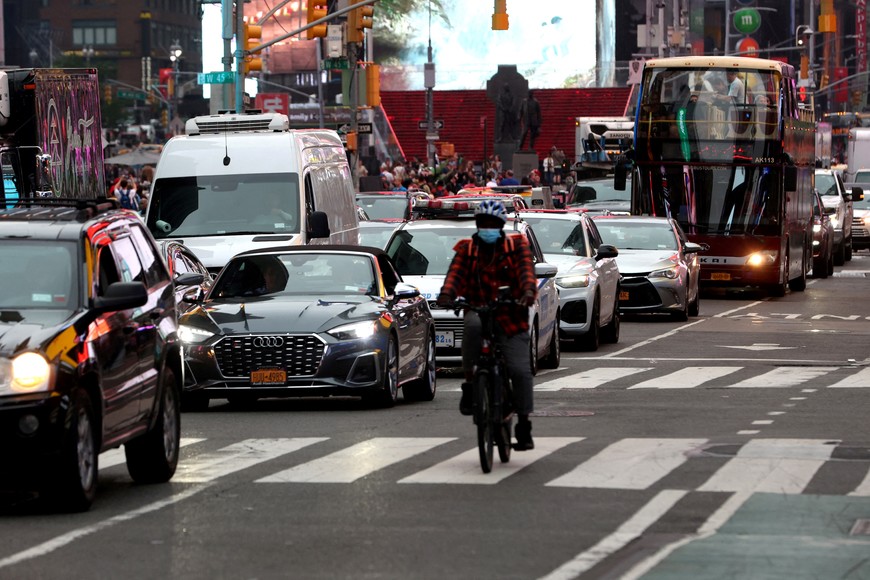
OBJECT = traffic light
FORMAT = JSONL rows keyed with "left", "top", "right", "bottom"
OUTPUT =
{"left": 103, "top": 84, "right": 112, "bottom": 104}
{"left": 161, "top": 109, "right": 168, "bottom": 127}
{"left": 307, "top": 1, "right": 328, "bottom": 39}
{"left": 492, "top": 0, "right": 509, "bottom": 30}
{"left": 345, "top": 131, "right": 357, "bottom": 151}
{"left": 242, "top": 22, "right": 263, "bottom": 75}
{"left": 366, "top": 64, "right": 380, "bottom": 107}
{"left": 798, "top": 86, "right": 807, "bottom": 103}
{"left": 347, "top": 0, "right": 373, "bottom": 44}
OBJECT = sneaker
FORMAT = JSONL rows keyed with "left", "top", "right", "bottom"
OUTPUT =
{"left": 459, "top": 382, "right": 473, "bottom": 416}
{"left": 513, "top": 420, "right": 534, "bottom": 451}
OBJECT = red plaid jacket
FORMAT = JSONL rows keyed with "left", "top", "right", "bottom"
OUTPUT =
{"left": 438, "top": 232, "right": 538, "bottom": 337}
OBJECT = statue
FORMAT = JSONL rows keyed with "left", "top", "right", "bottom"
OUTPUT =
{"left": 496, "top": 83, "right": 518, "bottom": 143}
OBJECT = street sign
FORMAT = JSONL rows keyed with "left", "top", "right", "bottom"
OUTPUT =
{"left": 322, "top": 57, "right": 349, "bottom": 70}
{"left": 337, "top": 123, "right": 350, "bottom": 134}
{"left": 425, "top": 133, "right": 440, "bottom": 141}
{"left": 733, "top": 8, "right": 761, "bottom": 35}
{"left": 197, "top": 71, "right": 235, "bottom": 85}
{"left": 357, "top": 122, "right": 373, "bottom": 134}
{"left": 117, "top": 90, "right": 140, "bottom": 100}
{"left": 417, "top": 120, "right": 444, "bottom": 130}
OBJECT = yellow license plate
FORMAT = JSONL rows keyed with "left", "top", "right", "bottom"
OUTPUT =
{"left": 619, "top": 291, "right": 629, "bottom": 301}
{"left": 711, "top": 272, "right": 731, "bottom": 281}
{"left": 251, "top": 369, "right": 286, "bottom": 385}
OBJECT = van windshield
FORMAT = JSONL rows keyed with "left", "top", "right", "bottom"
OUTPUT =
{"left": 147, "top": 173, "right": 301, "bottom": 238}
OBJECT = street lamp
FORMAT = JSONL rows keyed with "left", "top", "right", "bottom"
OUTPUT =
{"left": 168, "top": 41, "right": 183, "bottom": 129}
{"left": 82, "top": 45, "right": 94, "bottom": 66}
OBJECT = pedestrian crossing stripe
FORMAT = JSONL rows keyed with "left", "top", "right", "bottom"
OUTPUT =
{"left": 100, "top": 437, "right": 870, "bottom": 496}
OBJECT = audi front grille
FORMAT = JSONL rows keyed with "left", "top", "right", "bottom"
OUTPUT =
{"left": 214, "top": 335, "right": 325, "bottom": 378}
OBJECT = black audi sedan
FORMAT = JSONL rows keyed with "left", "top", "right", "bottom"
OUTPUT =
{"left": 179, "top": 246, "right": 436, "bottom": 409}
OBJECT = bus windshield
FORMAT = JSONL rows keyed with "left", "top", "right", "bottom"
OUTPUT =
{"left": 635, "top": 164, "right": 782, "bottom": 237}
{"left": 637, "top": 67, "right": 782, "bottom": 164}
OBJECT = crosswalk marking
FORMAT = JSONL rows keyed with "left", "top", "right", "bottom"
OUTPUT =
{"left": 546, "top": 438, "right": 707, "bottom": 489}
{"left": 173, "top": 438, "right": 328, "bottom": 483}
{"left": 849, "top": 470, "right": 870, "bottom": 496}
{"left": 697, "top": 439, "right": 835, "bottom": 494}
{"left": 628, "top": 367, "right": 742, "bottom": 390}
{"left": 827, "top": 367, "right": 870, "bottom": 388}
{"left": 727, "top": 367, "right": 832, "bottom": 389}
{"left": 100, "top": 437, "right": 205, "bottom": 470}
{"left": 398, "top": 437, "right": 583, "bottom": 485}
{"left": 256, "top": 437, "right": 455, "bottom": 483}
{"left": 537, "top": 367, "right": 652, "bottom": 391}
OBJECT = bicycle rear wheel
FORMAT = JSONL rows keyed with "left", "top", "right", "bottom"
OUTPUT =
{"left": 474, "top": 371, "right": 494, "bottom": 473}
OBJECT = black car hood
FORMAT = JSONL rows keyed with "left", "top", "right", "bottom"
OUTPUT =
{"left": 183, "top": 294, "right": 385, "bottom": 335}
{"left": 0, "top": 310, "right": 77, "bottom": 357}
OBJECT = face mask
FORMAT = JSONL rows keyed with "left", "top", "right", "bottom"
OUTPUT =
{"left": 477, "top": 228, "right": 502, "bottom": 244}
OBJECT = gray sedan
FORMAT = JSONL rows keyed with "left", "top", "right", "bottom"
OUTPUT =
{"left": 593, "top": 216, "right": 704, "bottom": 320}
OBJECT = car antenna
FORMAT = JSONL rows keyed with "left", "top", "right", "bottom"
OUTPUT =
{"left": 223, "top": 124, "right": 231, "bottom": 166}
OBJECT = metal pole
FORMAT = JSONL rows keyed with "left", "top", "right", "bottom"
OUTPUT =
{"left": 235, "top": 0, "right": 244, "bottom": 114}
{"left": 425, "top": 1, "right": 435, "bottom": 169}
{"left": 316, "top": 40, "right": 325, "bottom": 128}
{"left": 725, "top": 0, "right": 731, "bottom": 55}
{"left": 222, "top": 0, "right": 234, "bottom": 111}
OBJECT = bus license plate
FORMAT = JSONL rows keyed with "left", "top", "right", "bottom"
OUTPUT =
{"left": 619, "top": 291, "right": 630, "bottom": 301}
{"left": 251, "top": 368, "right": 286, "bottom": 385}
{"left": 435, "top": 330, "right": 454, "bottom": 347}
{"left": 711, "top": 272, "right": 731, "bottom": 281}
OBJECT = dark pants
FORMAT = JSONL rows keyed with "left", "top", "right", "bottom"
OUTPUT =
{"left": 462, "top": 311, "right": 533, "bottom": 416}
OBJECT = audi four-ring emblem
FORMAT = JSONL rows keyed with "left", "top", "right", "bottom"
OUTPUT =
{"left": 252, "top": 336, "right": 285, "bottom": 348}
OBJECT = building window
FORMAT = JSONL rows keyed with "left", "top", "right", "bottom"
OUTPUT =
{"left": 72, "top": 20, "right": 117, "bottom": 46}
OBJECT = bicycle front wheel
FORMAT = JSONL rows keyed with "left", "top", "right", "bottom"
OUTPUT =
{"left": 474, "top": 370, "right": 494, "bottom": 473}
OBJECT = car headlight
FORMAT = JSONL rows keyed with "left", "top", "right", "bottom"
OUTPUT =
{"left": 328, "top": 320, "right": 379, "bottom": 340}
{"left": 3, "top": 352, "right": 51, "bottom": 394}
{"left": 864, "top": 216, "right": 870, "bottom": 226}
{"left": 178, "top": 324, "right": 216, "bottom": 344}
{"left": 812, "top": 223, "right": 821, "bottom": 233}
{"left": 649, "top": 266, "right": 679, "bottom": 279}
{"left": 830, "top": 216, "right": 840, "bottom": 229}
{"left": 556, "top": 274, "right": 590, "bottom": 288}
{"left": 746, "top": 250, "right": 778, "bottom": 267}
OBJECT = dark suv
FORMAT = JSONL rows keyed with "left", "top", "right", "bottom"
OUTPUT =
{"left": 0, "top": 199, "right": 189, "bottom": 511}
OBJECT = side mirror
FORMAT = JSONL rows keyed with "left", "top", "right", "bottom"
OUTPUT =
{"left": 784, "top": 165, "right": 797, "bottom": 191}
{"left": 684, "top": 242, "right": 705, "bottom": 254}
{"left": 852, "top": 186, "right": 864, "bottom": 201}
{"left": 392, "top": 282, "right": 420, "bottom": 301}
{"left": 308, "top": 210, "right": 331, "bottom": 239}
{"left": 595, "top": 244, "right": 619, "bottom": 260}
{"left": 175, "top": 272, "right": 205, "bottom": 287}
{"left": 92, "top": 281, "right": 148, "bottom": 313}
{"left": 182, "top": 287, "right": 205, "bottom": 304}
{"left": 614, "top": 164, "right": 627, "bottom": 191}
{"left": 534, "top": 263, "right": 558, "bottom": 279}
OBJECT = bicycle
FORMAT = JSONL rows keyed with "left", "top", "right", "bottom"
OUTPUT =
{"left": 453, "top": 295, "right": 516, "bottom": 473}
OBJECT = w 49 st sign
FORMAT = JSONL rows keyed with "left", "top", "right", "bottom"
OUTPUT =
{"left": 255, "top": 93, "right": 290, "bottom": 115}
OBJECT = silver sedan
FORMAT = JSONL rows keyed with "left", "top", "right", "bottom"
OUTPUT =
{"left": 593, "top": 216, "right": 704, "bottom": 321}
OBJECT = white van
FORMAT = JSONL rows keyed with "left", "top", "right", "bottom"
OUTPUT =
{"left": 144, "top": 112, "right": 359, "bottom": 271}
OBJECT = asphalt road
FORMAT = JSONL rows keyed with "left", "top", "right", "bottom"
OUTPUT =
{"left": 2, "top": 256, "right": 870, "bottom": 579}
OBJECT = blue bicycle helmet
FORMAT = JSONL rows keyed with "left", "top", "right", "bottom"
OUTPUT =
{"left": 474, "top": 199, "right": 507, "bottom": 223}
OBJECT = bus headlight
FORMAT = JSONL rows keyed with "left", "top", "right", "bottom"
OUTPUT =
{"left": 746, "top": 250, "right": 778, "bottom": 267}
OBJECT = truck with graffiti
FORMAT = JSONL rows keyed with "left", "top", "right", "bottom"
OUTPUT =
{"left": 0, "top": 68, "right": 104, "bottom": 201}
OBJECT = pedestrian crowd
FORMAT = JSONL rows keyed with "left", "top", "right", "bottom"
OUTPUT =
{"left": 105, "top": 164, "right": 154, "bottom": 215}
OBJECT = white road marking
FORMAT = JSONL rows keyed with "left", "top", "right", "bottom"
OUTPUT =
{"left": 751, "top": 420, "right": 774, "bottom": 425}
{"left": 628, "top": 366, "right": 741, "bottom": 389}
{"left": 697, "top": 439, "right": 835, "bottom": 494}
{"left": 619, "top": 491, "right": 752, "bottom": 580}
{"left": 256, "top": 437, "right": 455, "bottom": 483}
{"left": 100, "top": 437, "right": 205, "bottom": 470}
{"left": 173, "top": 438, "right": 328, "bottom": 483}
{"left": 737, "top": 430, "right": 760, "bottom": 435}
{"left": 827, "top": 367, "right": 870, "bottom": 388}
{"left": 767, "top": 411, "right": 786, "bottom": 416}
{"left": 599, "top": 319, "right": 708, "bottom": 358}
{"left": 399, "top": 437, "right": 582, "bottom": 485}
{"left": 849, "top": 468, "right": 870, "bottom": 496}
{"left": 537, "top": 367, "right": 652, "bottom": 390}
{"left": 545, "top": 438, "right": 707, "bottom": 490}
{"left": 714, "top": 301, "right": 764, "bottom": 317}
{"left": 536, "top": 489, "right": 687, "bottom": 580}
{"left": 727, "top": 367, "right": 831, "bottom": 388}
{"left": 0, "top": 484, "right": 211, "bottom": 570}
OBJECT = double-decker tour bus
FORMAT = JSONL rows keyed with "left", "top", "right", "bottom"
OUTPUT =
{"left": 621, "top": 56, "right": 815, "bottom": 296}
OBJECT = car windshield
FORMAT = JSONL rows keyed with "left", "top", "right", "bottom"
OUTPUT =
{"left": 387, "top": 224, "right": 477, "bottom": 276}
{"left": 0, "top": 241, "right": 78, "bottom": 310}
{"left": 147, "top": 173, "right": 301, "bottom": 238}
{"left": 359, "top": 224, "right": 398, "bottom": 249}
{"left": 854, "top": 171, "right": 870, "bottom": 184}
{"left": 815, "top": 173, "right": 839, "bottom": 196}
{"left": 596, "top": 221, "right": 678, "bottom": 251}
{"left": 567, "top": 180, "right": 631, "bottom": 206}
{"left": 212, "top": 253, "right": 376, "bottom": 298}
{"left": 356, "top": 195, "right": 409, "bottom": 220}
{"left": 522, "top": 217, "right": 587, "bottom": 255}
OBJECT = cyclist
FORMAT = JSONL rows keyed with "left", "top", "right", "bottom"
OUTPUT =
{"left": 436, "top": 200, "right": 538, "bottom": 450}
